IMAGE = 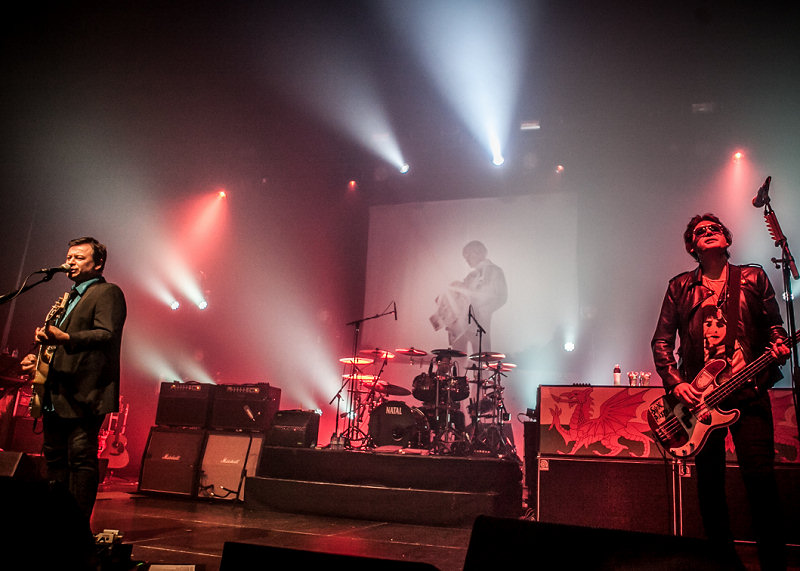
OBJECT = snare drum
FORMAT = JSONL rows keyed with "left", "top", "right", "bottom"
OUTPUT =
{"left": 368, "top": 401, "right": 430, "bottom": 448}
{"left": 441, "top": 376, "right": 469, "bottom": 401}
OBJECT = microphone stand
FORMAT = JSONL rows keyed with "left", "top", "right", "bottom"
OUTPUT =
{"left": 0, "top": 270, "right": 62, "bottom": 306}
{"left": 332, "top": 306, "right": 396, "bottom": 449}
{"left": 468, "top": 305, "right": 487, "bottom": 445}
{"left": 759, "top": 197, "right": 800, "bottom": 442}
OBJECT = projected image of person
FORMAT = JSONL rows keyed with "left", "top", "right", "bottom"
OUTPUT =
{"left": 430, "top": 240, "right": 507, "bottom": 353}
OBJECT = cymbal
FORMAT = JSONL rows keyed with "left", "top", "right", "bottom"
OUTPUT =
{"left": 359, "top": 349, "right": 396, "bottom": 359}
{"left": 395, "top": 347, "right": 427, "bottom": 357}
{"left": 431, "top": 348, "right": 467, "bottom": 358}
{"left": 469, "top": 352, "right": 506, "bottom": 362}
{"left": 362, "top": 380, "right": 411, "bottom": 396}
{"left": 339, "top": 356, "right": 374, "bottom": 365}
{"left": 342, "top": 373, "right": 379, "bottom": 381}
{"left": 488, "top": 362, "right": 516, "bottom": 372}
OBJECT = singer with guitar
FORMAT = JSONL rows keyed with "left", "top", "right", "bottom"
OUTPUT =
{"left": 652, "top": 214, "right": 790, "bottom": 570}
{"left": 20, "top": 237, "right": 126, "bottom": 521}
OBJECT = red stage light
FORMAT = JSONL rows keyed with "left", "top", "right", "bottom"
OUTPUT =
{"left": 732, "top": 151, "right": 744, "bottom": 162}
{"left": 348, "top": 180, "right": 358, "bottom": 191}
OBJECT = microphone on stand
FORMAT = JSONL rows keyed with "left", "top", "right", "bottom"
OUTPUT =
{"left": 752, "top": 176, "right": 772, "bottom": 208}
{"left": 468, "top": 305, "right": 473, "bottom": 324}
{"left": 393, "top": 301, "right": 397, "bottom": 321}
{"left": 36, "top": 263, "right": 71, "bottom": 274}
{"left": 243, "top": 405, "right": 257, "bottom": 423}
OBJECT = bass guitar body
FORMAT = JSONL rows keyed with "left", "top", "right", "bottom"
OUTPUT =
{"left": 646, "top": 360, "right": 740, "bottom": 457}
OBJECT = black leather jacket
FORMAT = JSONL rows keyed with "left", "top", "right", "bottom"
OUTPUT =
{"left": 652, "top": 263, "right": 786, "bottom": 395}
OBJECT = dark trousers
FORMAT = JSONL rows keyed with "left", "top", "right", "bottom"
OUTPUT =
{"left": 42, "top": 411, "right": 106, "bottom": 520}
{"left": 695, "top": 395, "right": 787, "bottom": 570}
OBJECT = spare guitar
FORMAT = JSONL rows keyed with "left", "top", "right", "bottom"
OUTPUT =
{"left": 29, "top": 293, "right": 71, "bottom": 419}
{"left": 647, "top": 328, "right": 799, "bottom": 458}
{"left": 99, "top": 401, "right": 130, "bottom": 470}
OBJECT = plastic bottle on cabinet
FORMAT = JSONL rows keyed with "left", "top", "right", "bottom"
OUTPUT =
{"left": 613, "top": 364, "right": 622, "bottom": 386}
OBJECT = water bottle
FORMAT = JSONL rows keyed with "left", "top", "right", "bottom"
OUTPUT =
{"left": 613, "top": 364, "right": 621, "bottom": 386}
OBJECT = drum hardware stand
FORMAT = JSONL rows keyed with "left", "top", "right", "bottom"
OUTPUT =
{"left": 431, "top": 376, "right": 470, "bottom": 456}
{"left": 471, "top": 364, "right": 519, "bottom": 460}
{"left": 333, "top": 304, "right": 396, "bottom": 449}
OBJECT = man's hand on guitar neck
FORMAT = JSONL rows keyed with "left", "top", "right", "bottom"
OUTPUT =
{"left": 769, "top": 337, "right": 790, "bottom": 364}
{"left": 34, "top": 324, "right": 70, "bottom": 346}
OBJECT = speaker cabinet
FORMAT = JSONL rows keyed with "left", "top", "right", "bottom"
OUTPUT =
{"left": 266, "top": 410, "right": 320, "bottom": 448}
{"left": 210, "top": 383, "right": 281, "bottom": 431}
{"left": 535, "top": 456, "right": 674, "bottom": 535}
{"left": 139, "top": 427, "right": 205, "bottom": 496}
{"left": 198, "top": 431, "right": 264, "bottom": 501}
{"left": 463, "top": 515, "right": 727, "bottom": 571}
{"left": 220, "top": 542, "right": 441, "bottom": 570}
{"left": 155, "top": 382, "right": 215, "bottom": 428}
{"left": 0, "top": 451, "right": 41, "bottom": 480}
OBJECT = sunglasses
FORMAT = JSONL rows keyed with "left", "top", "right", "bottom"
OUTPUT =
{"left": 693, "top": 223, "right": 723, "bottom": 238}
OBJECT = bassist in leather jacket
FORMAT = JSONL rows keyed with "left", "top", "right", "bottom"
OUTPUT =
{"left": 652, "top": 214, "right": 789, "bottom": 570}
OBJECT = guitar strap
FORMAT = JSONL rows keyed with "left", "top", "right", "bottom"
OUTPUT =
{"left": 724, "top": 264, "right": 741, "bottom": 360}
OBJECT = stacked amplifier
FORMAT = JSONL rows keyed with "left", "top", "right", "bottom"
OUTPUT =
{"left": 140, "top": 382, "right": 281, "bottom": 500}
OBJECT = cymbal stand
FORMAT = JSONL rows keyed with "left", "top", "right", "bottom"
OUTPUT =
{"left": 334, "top": 305, "right": 395, "bottom": 448}
{"left": 471, "top": 363, "right": 518, "bottom": 460}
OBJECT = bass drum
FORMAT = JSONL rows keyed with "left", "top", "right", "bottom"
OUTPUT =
{"left": 368, "top": 401, "right": 430, "bottom": 449}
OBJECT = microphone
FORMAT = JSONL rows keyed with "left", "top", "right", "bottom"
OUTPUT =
{"left": 752, "top": 176, "right": 772, "bottom": 208}
{"left": 36, "top": 264, "right": 71, "bottom": 274}
{"left": 468, "top": 305, "right": 472, "bottom": 324}
{"left": 243, "top": 405, "right": 257, "bottom": 422}
{"left": 393, "top": 301, "right": 397, "bottom": 321}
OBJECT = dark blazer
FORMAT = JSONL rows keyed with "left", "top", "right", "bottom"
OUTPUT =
{"left": 47, "top": 278, "right": 127, "bottom": 417}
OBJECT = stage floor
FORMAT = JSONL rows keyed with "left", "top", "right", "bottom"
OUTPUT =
{"left": 91, "top": 480, "right": 800, "bottom": 571}
{"left": 92, "top": 480, "right": 472, "bottom": 571}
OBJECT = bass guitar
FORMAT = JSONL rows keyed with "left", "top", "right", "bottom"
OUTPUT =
{"left": 647, "top": 329, "right": 798, "bottom": 457}
{"left": 29, "top": 293, "right": 70, "bottom": 418}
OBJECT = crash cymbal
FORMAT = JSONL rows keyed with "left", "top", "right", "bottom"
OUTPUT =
{"left": 469, "top": 352, "right": 506, "bottom": 362}
{"left": 359, "top": 348, "right": 396, "bottom": 360}
{"left": 362, "top": 380, "right": 411, "bottom": 396}
{"left": 339, "top": 356, "right": 374, "bottom": 365}
{"left": 395, "top": 347, "right": 427, "bottom": 357}
{"left": 431, "top": 348, "right": 467, "bottom": 358}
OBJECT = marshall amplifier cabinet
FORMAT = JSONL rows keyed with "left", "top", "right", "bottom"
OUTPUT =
{"left": 139, "top": 427, "right": 206, "bottom": 496}
{"left": 155, "top": 382, "right": 216, "bottom": 428}
{"left": 198, "top": 431, "right": 265, "bottom": 501}
{"left": 210, "top": 383, "right": 281, "bottom": 432}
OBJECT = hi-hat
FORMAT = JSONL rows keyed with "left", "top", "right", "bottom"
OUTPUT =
{"left": 431, "top": 348, "right": 467, "bottom": 358}
{"left": 339, "top": 356, "right": 374, "bottom": 365}
{"left": 395, "top": 347, "right": 427, "bottom": 357}
{"left": 488, "top": 362, "right": 516, "bottom": 372}
{"left": 360, "top": 348, "right": 396, "bottom": 360}
{"left": 469, "top": 352, "right": 506, "bottom": 362}
{"left": 362, "top": 380, "right": 411, "bottom": 396}
{"left": 342, "top": 373, "right": 379, "bottom": 381}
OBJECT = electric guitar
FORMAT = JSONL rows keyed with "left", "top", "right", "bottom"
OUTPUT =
{"left": 29, "top": 293, "right": 71, "bottom": 418}
{"left": 647, "top": 328, "right": 798, "bottom": 458}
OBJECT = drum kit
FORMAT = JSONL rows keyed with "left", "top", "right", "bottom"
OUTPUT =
{"left": 332, "top": 346, "right": 518, "bottom": 459}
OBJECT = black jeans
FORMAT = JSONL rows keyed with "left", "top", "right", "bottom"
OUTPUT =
{"left": 695, "top": 395, "right": 787, "bottom": 571}
{"left": 42, "top": 411, "right": 106, "bottom": 520}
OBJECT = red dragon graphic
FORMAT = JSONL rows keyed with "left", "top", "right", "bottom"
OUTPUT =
{"left": 548, "top": 387, "right": 653, "bottom": 457}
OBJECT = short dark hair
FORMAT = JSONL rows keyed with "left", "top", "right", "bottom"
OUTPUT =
{"left": 683, "top": 214, "right": 732, "bottom": 261}
{"left": 68, "top": 236, "right": 107, "bottom": 272}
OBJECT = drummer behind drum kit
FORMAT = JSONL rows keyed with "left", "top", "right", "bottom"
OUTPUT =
{"left": 334, "top": 347, "right": 518, "bottom": 459}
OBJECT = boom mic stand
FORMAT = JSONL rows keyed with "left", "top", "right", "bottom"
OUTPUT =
{"left": 331, "top": 305, "right": 395, "bottom": 449}
{"left": 757, "top": 185, "right": 800, "bottom": 442}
